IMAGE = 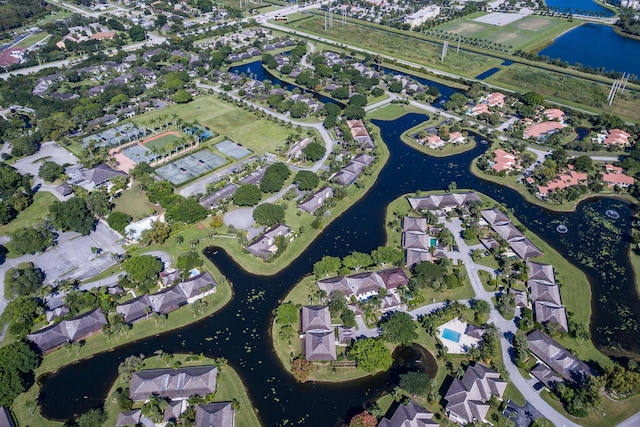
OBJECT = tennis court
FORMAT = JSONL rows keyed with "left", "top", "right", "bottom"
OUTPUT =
{"left": 215, "top": 139, "right": 253, "bottom": 160}
{"left": 156, "top": 149, "right": 227, "bottom": 185}
{"left": 122, "top": 145, "right": 158, "bottom": 164}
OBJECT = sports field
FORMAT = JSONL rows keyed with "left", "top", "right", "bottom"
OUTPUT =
{"left": 13, "top": 32, "right": 49, "bottom": 49}
{"left": 133, "top": 96, "right": 294, "bottom": 154}
{"left": 143, "top": 131, "right": 181, "bottom": 151}
{"left": 432, "top": 14, "right": 579, "bottom": 52}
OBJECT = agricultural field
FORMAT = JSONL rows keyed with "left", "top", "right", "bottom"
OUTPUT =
{"left": 432, "top": 15, "right": 579, "bottom": 52}
{"left": 133, "top": 96, "right": 293, "bottom": 154}
{"left": 287, "top": 14, "right": 501, "bottom": 77}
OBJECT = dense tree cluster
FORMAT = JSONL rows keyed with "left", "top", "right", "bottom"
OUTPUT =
{"left": 49, "top": 197, "right": 95, "bottom": 235}
{"left": 260, "top": 163, "right": 291, "bottom": 193}
{"left": 347, "top": 337, "right": 392, "bottom": 374}
{"left": 378, "top": 311, "right": 417, "bottom": 345}
{"left": 9, "top": 225, "right": 55, "bottom": 255}
{"left": 5, "top": 263, "right": 45, "bottom": 298}
{"left": 233, "top": 184, "right": 262, "bottom": 206}
{"left": 253, "top": 203, "right": 285, "bottom": 227}
{"left": 0, "top": 341, "right": 40, "bottom": 406}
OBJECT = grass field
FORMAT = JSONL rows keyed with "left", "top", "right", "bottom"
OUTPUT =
{"left": 133, "top": 96, "right": 292, "bottom": 155}
{"left": 0, "top": 192, "right": 56, "bottom": 237}
{"left": 13, "top": 32, "right": 49, "bottom": 49}
{"left": 143, "top": 131, "right": 181, "bottom": 152}
{"left": 433, "top": 15, "right": 579, "bottom": 52}
{"left": 488, "top": 64, "right": 640, "bottom": 121}
{"left": 113, "top": 183, "right": 162, "bottom": 221}
{"left": 287, "top": 14, "right": 502, "bottom": 77}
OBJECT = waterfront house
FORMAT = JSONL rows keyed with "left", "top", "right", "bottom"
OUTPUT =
{"left": 408, "top": 192, "right": 482, "bottom": 212}
{"left": 486, "top": 92, "right": 506, "bottom": 108}
{"left": 27, "top": 308, "right": 108, "bottom": 353}
{"left": 129, "top": 366, "right": 218, "bottom": 401}
{"left": 195, "top": 402, "right": 235, "bottom": 427}
{"left": 534, "top": 301, "right": 568, "bottom": 332}
{"left": 116, "top": 410, "right": 141, "bottom": 427}
{"left": 298, "top": 186, "right": 334, "bottom": 214}
{"left": 317, "top": 267, "right": 409, "bottom": 301}
{"left": 245, "top": 223, "right": 292, "bottom": 259}
{"left": 300, "top": 305, "right": 336, "bottom": 361}
{"left": 492, "top": 149, "right": 521, "bottom": 173}
{"left": 527, "top": 330, "right": 593, "bottom": 383}
{"left": 603, "top": 129, "right": 632, "bottom": 146}
{"left": 481, "top": 208, "right": 542, "bottom": 259}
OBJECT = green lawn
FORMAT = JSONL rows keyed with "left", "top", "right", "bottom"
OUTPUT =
{"left": 399, "top": 120, "right": 478, "bottom": 158}
{"left": 367, "top": 104, "right": 425, "bottom": 121}
{"left": 132, "top": 96, "right": 293, "bottom": 155}
{"left": 432, "top": 15, "right": 579, "bottom": 52}
{"left": 488, "top": 64, "right": 640, "bottom": 122}
{"left": 113, "top": 183, "right": 162, "bottom": 221}
{"left": 0, "top": 191, "right": 57, "bottom": 237}
{"left": 13, "top": 32, "right": 49, "bottom": 49}
{"left": 287, "top": 14, "right": 502, "bottom": 77}
{"left": 144, "top": 132, "right": 181, "bottom": 152}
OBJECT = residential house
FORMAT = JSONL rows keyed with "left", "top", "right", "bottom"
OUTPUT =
{"left": 444, "top": 363, "right": 507, "bottom": 424}
{"left": 116, "top": 410, "right": 141, "bottom": 427}
{"left": 535, "top": 170, "right": 588, "bottom": 199}
{"left": 470, "top": 103, "right": 490, "bottom": 116}
{"left": 378, "top": 400, "right": 438, "bottom": 427}
{"left": 245, "top": 224, "right": 292, "bottom": 259}
{"left": 492, "top": 149, "right": 521, "bottom": 173}
{"left": 0, "top": 406, "right": 15, "bottom": 427}
{"left": 317, "top": 267, "right": 409, "bottom": 301}
{"left": 346, "top": 119, "right": 375, "bottom": 150}
{"left": 300, "top": 306, "right": 336, "bottom": 361}
{"left": 486, "top": 92, "right": 506, "bottom": 108}
{"left": 298, "top": 186, "right": 334, "bottom": 214}
{"left": 195, "top": 402, "right": 235, "bottom": 427}
{"left": 524, "top": 121, "right": 565, "bottom": 139}
{"left": 332, "top": 153, "right": 376, "bottom": 186}
{"left": 200, "top": 183, "right": 239, "bottom": 209}
{"left": 337, "top": 326, "right": 356, "bottom": 345}
{"left": 286, "top": 137, "right": 312, "bottom": 159}
{"left": 603, "top": 129, "right": 632, "bottom": 147}
{"left": 527, "top": 330, "right": 593, "bottom": 383}
{"left": 602, "top": 165, "right": 635, "bottom": 188}
{"left": 543, "top": 109, "right": 565, "bottom": 121}
{"left": 449, "top": 131, "right": 466, "bottom": 144}
{"left": 129, "top": 366, "right": 218, "bottom": 401}
{"left": 402, "top": 216, "right": 435, "bottom": 267}
{"left": 408, "top": 192, "right": 482, "bottom": 212}
{"left": 534, "top": 302, "right": 568, "bottom": 332}
{"left": 482, "top": 208, "right": 542, "bottom": 259}
{"left": 27, "top": 308, "right": 108, "bottom": 353}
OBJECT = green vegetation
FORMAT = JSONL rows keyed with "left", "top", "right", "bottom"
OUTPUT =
{"left": 0, "top": 191, "right": 55, "bottom": 236}
{"left": 133, "top": 96, "right": 293, "bottom": 155}
{"left": 433, "top": 15, "right": 578, "bottom": 52}
{"left": 13, "top": 32, "right": 48, "bottom": 49}
{"left": 400, "top": 120, "right": 477, "bottom": 158}
{"left": 287, "top": 14, "right": 501, "bottom": 77}
{"left": 113, "top": 183, "right": 160, "bottom": 220}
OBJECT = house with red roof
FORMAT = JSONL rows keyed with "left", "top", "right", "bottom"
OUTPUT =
{"left": 543, "top": 109, "right": 565, "bottom": 121}
{"left": 470, "top": 103, "right": 490, "bottom": 116}
{"left": 492, "top": 149, "right": 521, "bottom": 173}
{"left": 605, "top": 163, "right": 623, "bottom": 174}
{"left": 536, "top": 170, "right": 588, "bottom": 198}
{"left": 524, "top": 121, "right": 564, "bottom": 139}
{"left": 486, "top": 92, "right": 506, "bottom": 108}
{"left": 602, "top": 164, "right": 634, "bottom": 188}
{"left": 603, "top": 129, "right": 633, "bottom": 147}
{"left": 419, "top": 134, "right": 444, "bottom": 149}
{"left": 448, "top": 131, "right": 466, "bottom": 144}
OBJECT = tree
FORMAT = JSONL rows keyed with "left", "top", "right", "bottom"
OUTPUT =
{"left": 233, "top": 184, "right": 262, "bottom": 206}
{"left": 291, "top": 356, "right": 313, "bottom": 382}
{"left": 85, "top": 188, "right": 111, "bottom": 217}
{"left": 253, "top": 203, "right": 285, "bottom": 227}
{"left": 140, "top": 221, "right": 171, "bottom": 246}
{"left": 349, "top": 94, "right": 367, "bottom": 107}
{"left": 471, "top": 299, "right": 491, "bottom": 322}
{"left": 343, "top": 105, "right": 366, "bottom": 120}
{"left": 520, "top": 91, "right": 544, "bottom": 106}
{"left": 348, "top": 338, "right": 392, "bottom": 373}
{"left": 165, "top": 197, "right": 208, "bottom": 224}
{"left": 49, "top": 197, "right": 95, "bottom": 235}
{"left": 9, "top": 225, "right": 55, "bottom": 255}
{"left": 349, "top": 411, "right": 378, "bottom": 427}
{"left": 302, "top": 142, "right": 325, "bottom": 162}
{"left": 342, "top": 251, "right": 373, "bottom": 272}
{"left": 38, "top": 161, "right": 64, "bottom": 182}
{"left": 0, "top": 296, "right": 40, "bottom": 337}
{"left": 75, "top": 408, "right": 107, "bottom": 427}
{"left": 293, "top": 170, "right": 320, "bottom": 191}
{"left": 332, "top": 86, "right": 350, "bottom": 99}
{"left": 573, "top": 155, "right": 594, "bottom": 172}
{"left": 372, "top": 246, "right": 404, "bottom": 266}
{"left": 0, "top": 340, "right": 40, "bottom": 406}
{"left": 108, "top": 211, "right": 132, "bottom": 234}
{"left": 173, "top": 89, "right": 193, "bottom": 104}
{"left": 379, "top": 311, "right": 417, "bottom": 345}
{"left": 118, "top": 355, "right": 144, "bottom": 382}
{"left": 122, "top": 255, "right": 163, "bottom": 284}
{"left": 6, "top": 264, "right": 45, "bottom": 298}
{"left": 313, "top": 256, "right": 342, "bottom": 278}
{"left": 128, "top": 25, "right": 146, "bottom": 41}
{"left": 275, "top": 302, "right": 299, "bottom": 326}
{"left": 260, "top": 163, "right": 291, "bottom": 193}
{"left": 410, "top": 261, "right": 447, "bottom": 291}
{"left": 399, "top": 371, "right": 432, "bottom": 396}
{"left": 445, "top": 93, "right": 467, "bottom": 111}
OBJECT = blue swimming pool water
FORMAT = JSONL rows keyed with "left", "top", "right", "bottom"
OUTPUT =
{"left": 442, "top": 328, "right": 461, "bottom": 343}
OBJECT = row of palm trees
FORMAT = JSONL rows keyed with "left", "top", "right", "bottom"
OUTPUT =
{"left": 136, "top": 114, "right": 208, "bottom": 166}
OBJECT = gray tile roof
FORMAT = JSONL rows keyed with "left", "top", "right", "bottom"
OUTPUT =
{"left": 27, "top": 308, "right": 107, "bottom": 353}
{"left": 129, "top": 366, "right": 218, "bottom": 401}
{"left": 116, "top": 409, "right": 141, "bottom": 426}
{"left": 534, "top": 301, "right": 568, "bottom": 332}
{"left": 298, "top": 187, "right": 334, "bottom": 214}
{"left": 300, "top": 306, "right": 332, "bottom": 333}
{"left": 195, "top": 402, "right": 235, "bottom": 427}
{"left": 378, "top": 400, "right": 438, "bottom": 427}
{"left": 444, "top": 363, "right": 506, "bottom": 424}
{"left": 527, "top": 330, "right": 593, "bottom": 383}
{"left": 317, "top": 268, "right": 408, "bottom": 300}
{"left": 0, "top": 407, "right": 15, "bottom": 427}
{"left": 408, "top": 192, "right": 482, "bottom": 211}
{"left": 303, "top": 330, "right": 336, "bottom": 361}
{"left": 245, "top": 224, "right": 292, "bottom": 258}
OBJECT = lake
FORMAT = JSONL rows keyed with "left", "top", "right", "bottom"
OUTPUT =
{"left": 539, "top": 23, "right": 640, "bottom": 76}
{"left": 544, "top": 0, "right": 615, "bottom": 16}
{"left": 39, "top": 114, "right": 640, "bottom": 425}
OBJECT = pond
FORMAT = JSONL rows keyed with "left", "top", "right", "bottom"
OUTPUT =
{"left": 39, "top": 113, "right": 640, "bottom": 426}
{"left": 538, "top": 23, "right": 640, "bottom": 77}
{"left": 544, "top": 0, "right": 615, "bottom": 16}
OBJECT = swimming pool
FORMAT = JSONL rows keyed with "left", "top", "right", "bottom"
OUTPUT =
{"left": 442, "top": 328, "right": 461, "bottom": 343}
